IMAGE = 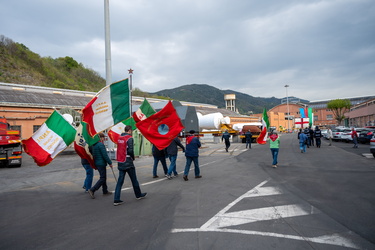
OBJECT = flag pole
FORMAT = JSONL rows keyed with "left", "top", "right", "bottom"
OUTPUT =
{"left": 128, "top": 68, "right": 133, "bottom": 126}
{"left": 110, "top": 166, "right": 118, "bottom": 183}
{"left": 128, "top": 68, "right": 134, "bottom": 115}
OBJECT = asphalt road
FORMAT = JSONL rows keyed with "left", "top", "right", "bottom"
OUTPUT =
{"left": 0, "top": 134, "right": 374, "bottom": 250}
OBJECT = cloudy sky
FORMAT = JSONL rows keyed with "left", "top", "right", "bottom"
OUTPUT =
{"left": 1, "top": 0, "right": 374, "bottom": 101}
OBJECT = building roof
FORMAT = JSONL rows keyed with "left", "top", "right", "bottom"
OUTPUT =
{"left": 0, "top": 82, "right": 220, "bottom": 112}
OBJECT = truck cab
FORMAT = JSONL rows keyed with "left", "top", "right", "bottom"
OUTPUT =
{"left": 0, "top": 118, "right": 22, "bottom": 167}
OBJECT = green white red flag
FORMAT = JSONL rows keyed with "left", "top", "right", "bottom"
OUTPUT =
{"left": 136, "top": 101, "right": 184, "bottom": 150}
{"left": 256, "top": 108, "right": 269, "bottom": 145}
{"left": 108, "top": 117, "right": 136, "bottom": 143}
{"left": 82, "top": 79, "right": 130, "bottom": 137}
{"left": 133, "top": 98, "right": 156, "bottom": 122}
{"left": 74, "top": 122, "right": 99, "bottom": 169}
{"left": 22, "top": 111, "right": 76, "bottom": 166}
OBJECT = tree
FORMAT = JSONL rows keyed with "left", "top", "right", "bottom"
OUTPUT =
{"left": 327, "top": 99, "right": 351, "bottom": 125}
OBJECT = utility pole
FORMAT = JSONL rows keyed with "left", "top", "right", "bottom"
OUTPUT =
{"left": 284, "top": 85, "right": 290, "bottom": 132}
{"left": 104, "top": 0, "right": 112, "bottom": 86}
{"left": 104, "top": 0, "right": 114, "bottom": 157}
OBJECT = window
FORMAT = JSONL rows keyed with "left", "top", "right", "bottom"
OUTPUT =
{"left": 33, "top": 125, "right": 41, "bottom": 133}
{"left": 326, "top": 115, "right": 333, "bottom": 120}
{"left": 314, "top": 115, "right": 318, "bottom": 121}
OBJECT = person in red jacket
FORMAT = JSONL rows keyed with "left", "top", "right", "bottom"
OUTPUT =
{"left": 351, "top": 127, "right": 358, "bottom": 148}
{"left": 113, "top": 125, "right": 147, "bottom": 206}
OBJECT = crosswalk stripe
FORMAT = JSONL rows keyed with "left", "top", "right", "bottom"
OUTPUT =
{"left": 172, "top": 179, "right": 360, "bottom": 248}
{"left": 208, "top": 204, "right": 311, "bottom": 229}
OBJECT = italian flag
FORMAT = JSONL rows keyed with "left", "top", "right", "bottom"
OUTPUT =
{"left": 74, "top": 122, "right": 99, "bottom": 169}
{"left": 133, "top": 98, "right": 156, "bottom": 122}
{"left": 108, "top": 117, "right": 136, "bottom": 144}
{"left": 82, "top": 79, "right": 130, "bottom": 137}
{"left": 22, "top": 111, "right": 76, "bottom": 166}
{"left": 256, "top": 108, "right": 269, "bottom": 145}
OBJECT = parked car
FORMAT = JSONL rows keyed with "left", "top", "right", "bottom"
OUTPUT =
{"left": 370, "top": 134, "right": 375, "bottom": 158}
{"left": 341, "top": 128, "right": 364, "bottom": 143}
{"left": 340, "top": 129, "right": 353, "bottom": 143}
{"left": 358, "top": 129, "right": 375, "bottom": 144}
{"left": 321, "top": 129, "right": 328, "bottom": 139}
{"left": 332, "top": 127, "right": 347, "bottom": 141}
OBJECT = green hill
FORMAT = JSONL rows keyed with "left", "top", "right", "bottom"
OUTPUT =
{"left": 0, "top": 35, "right": 105, "bottom": 91}
{"left": 152, "top": 84, "right": 285, "bottom": 114}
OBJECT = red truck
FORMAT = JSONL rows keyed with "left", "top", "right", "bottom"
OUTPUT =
{"left": 0, "top": 118, "right": 22, "bottom": 167}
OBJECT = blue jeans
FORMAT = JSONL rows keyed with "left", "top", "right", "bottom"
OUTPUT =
{"left": 153, "top": 156, "right": 168, "bottom": 176}
{"left": 270, "top": 148, "right": 279, "bottom": 165}
{"left": 184, "top": 156, "right": 200, "bottom": 177}
{"left": 246, "top": 140, "right": 252, "bottom": 148}
{"left": 167, "top": 154, "right": 178, "bottom": 175}
{"left": 91, "top": 165, "right": 108, "bottom": 194}
{"left": 82, "top": 163, "right": 93, "bottom": 191}
{"left": 114, "top": 167, "right": 142, "bottom": 201}
{"left": 299, "top": 142, "right": 306, "bottom": 152}
{"left": 353, "top": 137, "right": 358, "bottom": 147}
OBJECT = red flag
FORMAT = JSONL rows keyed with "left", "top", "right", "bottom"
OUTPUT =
{"left": 136, "top": 101, "right": 184, "bottom": 150}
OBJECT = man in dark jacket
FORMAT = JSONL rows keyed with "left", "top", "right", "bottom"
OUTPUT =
{"left": 183, "top": 130, "right": 202, "bottom": 181}
{"left": 313, "top": 126, "right": 322, "bottom": 148}
{"left": 245, "top": 129, "right": 253, "bottom": 149}
{"left": 304, "top": 127, "right": 311, "bottom": 148}
{"left": 222, "top": 130, "right": 231, "bottom": 152}
{"left": 309, "top": 126, "right": 314, "bottom": 146}
{"left": 152, "top": 145, "right": 168, "bottom": 178}
{"left": 88, "top": 133, "right": 113, "bottom": 199}
{"left": 166, "top": 136, "right": 185, "bottom": 179}
{"left": 113, "top": 125, "right": 147, "bottom": 206}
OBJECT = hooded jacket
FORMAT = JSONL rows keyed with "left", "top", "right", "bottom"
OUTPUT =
{"left": 269, "top": 134, "right": 280, "bottom": 149}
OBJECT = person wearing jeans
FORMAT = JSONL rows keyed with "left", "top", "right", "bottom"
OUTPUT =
{"left": 299, "top": 131, "right": 308, "bottom": 153}
{"left": 81, "top": 158, "right": 93, "bottom": 192}
{"left": 269, "top": 131, "right": 280, "bottom": 168}
{"left": 166, "top": 137, "right": 185, "bottom": 179}
{"left": 183, "top": 130, "right": 201, "bottom": 181}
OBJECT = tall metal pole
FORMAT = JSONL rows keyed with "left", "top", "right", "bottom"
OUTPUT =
{"left": 104, "top": 0, "right": 114, "bottom": 158}
{"left": 104, "top": 0, "right": 112, "bottom": 86}
{"left": 284, "top": 85, "right": 290, "bottom": 132}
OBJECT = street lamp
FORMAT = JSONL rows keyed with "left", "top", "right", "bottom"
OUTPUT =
{"left": 284, "top": 85, "right": 290, "bottom": 132}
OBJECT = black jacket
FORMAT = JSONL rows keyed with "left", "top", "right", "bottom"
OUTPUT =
{"left": 166, "top": 137, "right": 185, "bottom": 156}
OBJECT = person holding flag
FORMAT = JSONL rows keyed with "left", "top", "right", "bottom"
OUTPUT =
{"left": 114, "top": 125, "right": 147, "bottom": 206}
{"left": 88, "top": 133, "right": 113, "bottom": 199}
{"left": 269, "top": 130, "right": 280, "bottom": 168}
{"left": 74, "top": 122, "right": 100, "bottom": 193}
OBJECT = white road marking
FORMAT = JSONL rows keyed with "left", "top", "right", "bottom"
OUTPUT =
{"left": 171, "top": 228, "right": 358, "bottom": 249}
{"left": 208, "top": 204, "right": 312, "bottom": 229}
{"left": 362, "top": 153, "right": 374, "bottom": 158}
{"left": 172, "top": 179, "right": 360, "bottom": 249}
